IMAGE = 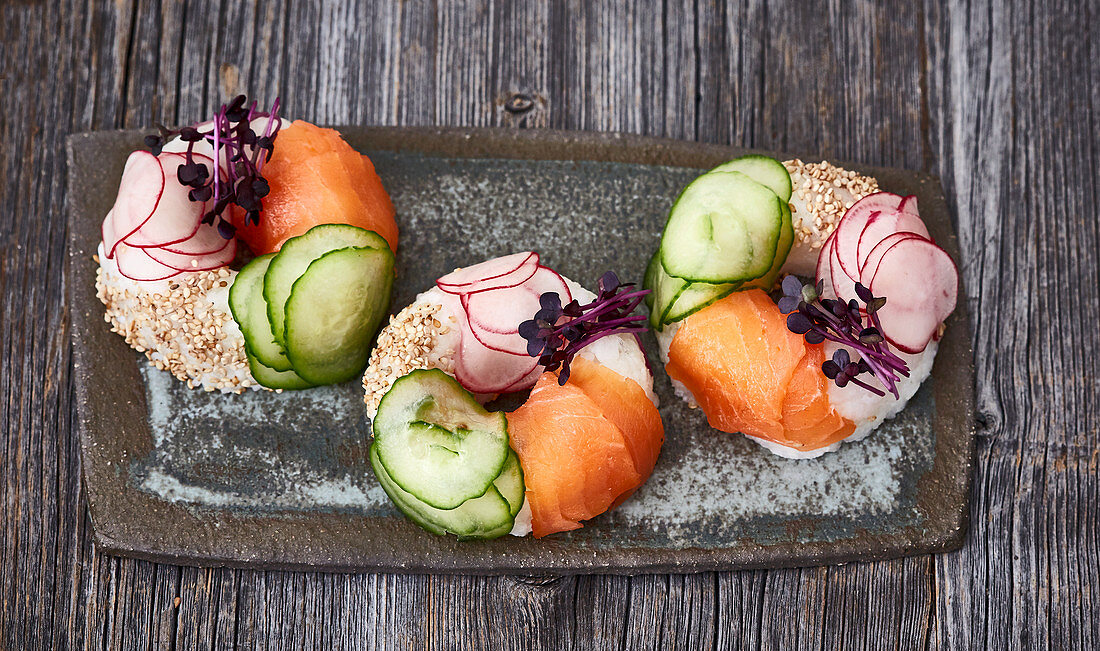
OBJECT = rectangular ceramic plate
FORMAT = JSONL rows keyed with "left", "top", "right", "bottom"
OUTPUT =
{"left": 67, "top": 127, "right": 975, "bottom": 574}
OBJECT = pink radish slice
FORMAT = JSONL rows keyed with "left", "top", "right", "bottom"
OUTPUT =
{"left": 122, "top": 153, "right": 214, "bottom": 248}
{"left": 449, "top": 259, "right": 541, "bottom": 297}
{"left": 833, "top": 192, "right": 906, "bottom": 280}
{"left": 144, "top": 237, "right": 236, "bottom": 271}
{"left": 437, "top": 252, "right": 539, "bottom": 293}
{"left": 463, "top": 266, "right": 571, "bottom": 335}
{"left": 830, "top": 240, "right": 859, "bottom": 302}
{"left": 112, "top": 243, "right": 183, "bottom": 282}
{"left": 869, "top": 238, "right": 958, "bottom": 354}
{"left": 854, "top": 209, "right": 930, "bottom": 271}
{"left": 898, "top": 195, "right": 919, "bottom": 217}
{"left": 859, "top": 232, "right": 926, "bottom": 282}
{"left": 105, "top": 151, "right": 166, "bottom": 257}
{"left": 454, "top": 336, "right": 539, "bottom": 394}
{"left": 501, "top": 364, "right": 543, "bottom": 393}
{"left": 156, "top": 219, "right": 232, "bottom": 256}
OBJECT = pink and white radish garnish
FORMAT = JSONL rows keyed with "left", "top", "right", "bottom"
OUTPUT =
{"left": 435, "top": 253, "right": 576, "bottom": 395}
{"left": 815, "top": 191, "right": 957, "bottom": 355}
{"left": 518, "top": 271, "right": 650, "bottom": 385}
{"left": 144, "top": 94, "right": 282, "bottom": 239}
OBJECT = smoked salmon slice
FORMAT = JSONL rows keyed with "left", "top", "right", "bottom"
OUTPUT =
{"left": 233, "top": 120, "right": 398, "bottom": 254}
{"left": 507, "top": 372, "right": 645, "bottom": 538}
{"left": 665, "top": 289, "right": 805, "bottom": 440}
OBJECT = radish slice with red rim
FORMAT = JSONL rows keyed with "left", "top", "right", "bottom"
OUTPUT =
{"left": 462, "top": 266, "right": 571, "bottom": 335}
{"left": 454, "top": 336, "right": 539, "bottom": 394}
{"left": 898, "top": 195, "right": 919, "bottom": 217}
{"left": 830, "top": 240, "right": 859, "bottom": 303}
{"left": 833, "top": 192, "right": 906, "bottom": 280}
{"left": 122, "top": 153, "right": 213, "bottom": 249}
{"left": 105, "top": 151, "right": 166, "bottom": 257}
{"left": 869, "top": 238, "right": 957, "bottom": 354}
{"left": 859, "top": 232, "right": 926, "bottom": 282}
{"left": 155, "top": 220, "right": 233, "bottom": 256}
{"left": 144, "top": 236, "right": 236, "bottom": 272}
{"left": 854, "top": 209, "right": 930, "bottom": 271}
{"left": 437, "top": 252, "right": 539, "bottom": 293}
{"left": 113, "top": 243, "right": 184, "bottom": 282}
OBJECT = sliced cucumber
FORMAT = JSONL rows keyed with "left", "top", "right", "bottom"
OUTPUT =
{"left": 492, "top": 451, "right": 526, "bottom": 518}
{"left": 229, "top": 254, "right": 294, "bottom": 372}
{"left": 659, "top": 171, "right": 783, "bottom": 284}
{"left": 643, "top": 252, "right": 659, "bottom": 313}
{"left": 647, "top": 261, "right": 689, "bottom": 329}
{"left": 370, "top": 446, "right": 515, "bottom": 540}
{"left": 710, "top": 154, "right": 792, "bottom": 203}
{"left": 243, "top": 349, "right": 315, "bottom": 390}
{"left": 264, "top": 224, "right": 391, "bottom": 347}
{"left": 373, "top": 369, "right": 510, "bottom": 510}
{"left": 663, "top": 279, "right": 740, "bottom": 324}
{"left": 282, "top": 246, "right": 394, "bottom": 385}
{"left": 744, "top": 201, "right": 794, "bottom": 291}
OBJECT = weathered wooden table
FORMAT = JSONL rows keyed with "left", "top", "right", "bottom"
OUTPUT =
{"left": 2, "top": 0, "right": 1096, "bottom": 648}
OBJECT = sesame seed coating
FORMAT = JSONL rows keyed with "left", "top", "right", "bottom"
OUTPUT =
{"left": 362, "top": 301, "right": 455, "bottom": 417}
{"left": 96, "top": 254, "right": 260, "bottom": 394}
{"left": 783, "top": 159, "right": 880, "bottom": 250}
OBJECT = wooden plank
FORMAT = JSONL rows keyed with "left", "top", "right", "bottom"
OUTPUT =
{"left": 2, "top": 0, "right": 1099, "bottom": 648}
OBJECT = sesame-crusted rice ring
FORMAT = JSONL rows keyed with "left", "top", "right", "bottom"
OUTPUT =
{"left": 779, "top": 159, "right": 880, "bottom": 277}
{"left": 95, "top": 244, "right": 262, "bottom": 394}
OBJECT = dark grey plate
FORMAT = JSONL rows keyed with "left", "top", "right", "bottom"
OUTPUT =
{"left": 67, "top": 127, "right": 975, "bottom": 574}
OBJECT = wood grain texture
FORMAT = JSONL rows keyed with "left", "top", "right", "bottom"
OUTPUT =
{"left": 1, "top": 0, "right": 1096, "bottom": 648}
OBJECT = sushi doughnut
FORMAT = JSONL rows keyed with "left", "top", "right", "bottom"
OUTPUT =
{"left": 364, "top": 253, "right": 663, "bottom": 539}
{"left": 646, "top": 155, "right": 958, "bottom": 458}
{"left": 96, "top": 98, "right": 399, "bottom": 392}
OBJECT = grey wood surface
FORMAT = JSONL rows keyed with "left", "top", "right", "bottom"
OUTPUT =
{"left": 1, "top": 0, "right": 1096, "bottom": 648}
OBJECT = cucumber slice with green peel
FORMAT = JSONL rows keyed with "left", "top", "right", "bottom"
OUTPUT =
{"left": 662, "top": 278, "right": 740, "bottom": 324}
{"left": 264, "top": 224, "right": 391, "bottom": 347}
{"left": 646, "top": 260, "right": 688, "bottom": 329}
{"left": 493, "top": 451, "right": 526, "bottom": 518}
{"left": 745, "top": 201, "right": 794, "bottom": 291}
{"left": 659, "top": 171, "right": 783, "bottom": 284}
{"left": 282, "top": 246, "right": 394, "bottom": 385}
{"left": 369, "top": 446, "right": 515, "bottom": 540}
{"left": 710, "top": 154, "right": 792, "bottom": 203}
{"left": 229, "top": 254, "right": 294, "bottom": 372}
{"left": 243, "top": 349, "right": 315, "bottom": 390}
{"left": 373, "top": 369, "right": 510, "bottom": 510}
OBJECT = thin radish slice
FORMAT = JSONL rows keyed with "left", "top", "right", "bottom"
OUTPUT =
{"left": 156, "top": 221, "right": 232, "bottom": 256}
{"left": 437, "top": 252, "right": 538, "bottom": 293}
{"left": 859, "top": 232, "right": 926, "bottom": 282}
{"left": 830, "top": 240, "right": 859, "bottom": 302}
{"left": 815, "top": 232, "right": 839, "bottom": 299}
{"left": 463, "top": 266, "right": 571, "bottom": 335}
{"left": 454, "top": 336, "right": 539, "bottom": 394}
{"left": 501, "top": 364, "right": 543, "bottom": 393}
{"left": 869, "top": 238, "right": 958, "bottom": 354}
{"left": 105, "top": 151, "right": 166, "bottom": 257}
{"left": 461, "top": 289, "right": 536, "bottom": 356}
{"left": 898, "top": 195, "right": 919, "bottom": 217}
{"left": 833, "top": 192, "right": 906, "bottom": 280}
{"left": 113, "top": 243, "right": 183, "bottom": 282}
{"left": 145, "top": 236, "right": 236, "bottom": 271}
{"left": 450, "top": 259, "right": 540, "bottom": 297}
{"left": 854, "top": 209, "right": 930, "bottom": 271}
{"left": 122, "top": 153, "right": 214, "bottom": 248}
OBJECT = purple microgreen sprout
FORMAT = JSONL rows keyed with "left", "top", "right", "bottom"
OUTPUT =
{"left": 145, "top": 94, "right": 282, "bottom": 239}
{"left": 779, "top": 275, "right": 910, "bottom": 398}
{"left": 519, "top": 271, "right": 651, "bottom": 385}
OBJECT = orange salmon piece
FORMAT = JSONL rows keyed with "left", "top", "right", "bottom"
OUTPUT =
{"left": 233, "top": 120, "right": 398, "bottom": 254}
{"left": 507, "top": 373, "right": 642, "bottom": 538}
{"left": 665, "top": 289, "right": 805, "bottom": 440}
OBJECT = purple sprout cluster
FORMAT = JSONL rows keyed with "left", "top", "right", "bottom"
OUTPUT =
{"left": 519, "top": 271, "right": 650, "bottom": 385}
{"left": 145, "top": 95, "right": 282, "bottom": 239}
{"left": 778, "top": 275, "right": 910, "bottom": 398}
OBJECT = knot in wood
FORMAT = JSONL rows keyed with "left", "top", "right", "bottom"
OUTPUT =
{"left": 504, "top": 93, "right": 535, "bottom": 114}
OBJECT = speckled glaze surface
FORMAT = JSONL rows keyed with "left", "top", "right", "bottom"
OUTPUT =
{"left": 67, "top": 127, "right": 975, "bottom": 574}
